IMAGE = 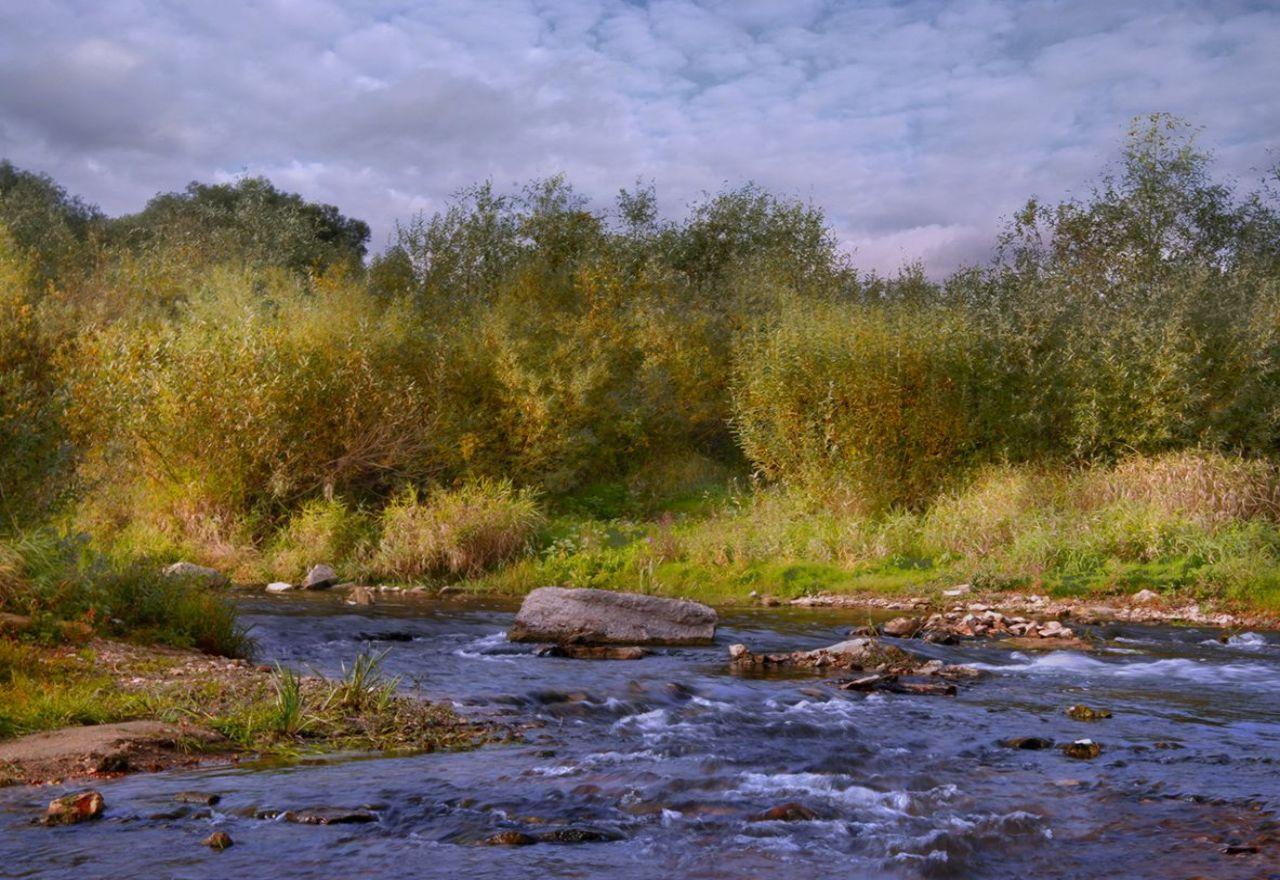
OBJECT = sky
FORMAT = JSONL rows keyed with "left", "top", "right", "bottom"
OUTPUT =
{"left": 1, "top": 0, "right": 1278, "bottom": 274}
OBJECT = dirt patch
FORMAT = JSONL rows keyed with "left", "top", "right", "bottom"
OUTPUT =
{"left": 0, "top": 720, "right": 228, "bottom": 786}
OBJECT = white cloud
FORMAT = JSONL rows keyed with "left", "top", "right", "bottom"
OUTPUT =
{"left": 0, "top": 0, "right": 1276, "bottom": 274}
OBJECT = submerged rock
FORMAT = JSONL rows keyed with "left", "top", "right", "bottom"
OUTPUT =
{"left": 1062, "top": 739, "right": 1102, "bottom": 759}
{"left": 534, "top": 644, "right": 649, "bottom": 660}
{"left": 202, "top": 831, "right": 233, "bottom": 850}
{"left": 283, "top": 807, "right": 378, "bottom": 825}
{"left": 509, "top": 587, "right": 716, "bottom": 645}
{"left": 163, "top": 562, "right": 228, "bottom": 588}
{"left": 749, "top": 802, "right": 820, "bottom": 822}
{"left": 485, "top": 830, "right": 538, "bottom": 846}
{"left": 1066, "top": 704, "right": 1112, "bottom": 721}
{"left": 302, "top": 564, "right": 338, "bottom": 590}
{"left": 1004, "top": 737, "right": 1054, "bottom": 750}
{"left": 42, "top": 790, "right": 104, "bottom": 825}
{"left": 537, "top": 826, "right": 624, "bottom": 844}
{"left": 175, "top": 791, "right": 221, "bottom": 806}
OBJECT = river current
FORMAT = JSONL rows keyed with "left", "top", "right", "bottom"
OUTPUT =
{"left": 3, "top": 594, "right": 1278, "bottom": 879}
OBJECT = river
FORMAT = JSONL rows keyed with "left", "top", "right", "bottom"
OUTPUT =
{"left": 3, "top": 594, "right": 1278, "bottom": 879}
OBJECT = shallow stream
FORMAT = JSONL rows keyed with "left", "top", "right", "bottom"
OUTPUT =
{"left": 4, "top": 595, "right": 1279, "bottom": 879}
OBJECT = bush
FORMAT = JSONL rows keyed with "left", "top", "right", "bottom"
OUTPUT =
{"left": 732, "top": 297, "right": 990, "bottom": 508}
{"left": 372, "top": 480, "right": 544, "bottom": 580}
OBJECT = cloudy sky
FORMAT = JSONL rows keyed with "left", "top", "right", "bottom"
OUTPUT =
{"left": 2, "top": 0, "right": 1277, "bottom": 273}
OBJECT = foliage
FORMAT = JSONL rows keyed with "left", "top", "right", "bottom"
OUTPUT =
{"left": 373, "top": 480, "right": 544, "bottom": 580}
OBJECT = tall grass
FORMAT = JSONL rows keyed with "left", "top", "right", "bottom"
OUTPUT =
{"left": 372, "top": 480, "right": 544, "bottom": 580}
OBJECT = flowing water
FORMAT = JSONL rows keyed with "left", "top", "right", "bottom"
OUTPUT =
{"left": 4, "top": 595, "right": 1279, "bottom": 879}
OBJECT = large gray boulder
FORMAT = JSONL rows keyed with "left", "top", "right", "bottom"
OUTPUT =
{"left": 302, "top": 564, "right": 338, "bottom": 590}
{"left": 163, "top": 561, "right": 229, "bottom": 588}
{"left": 508, "top": 587, "right": 716, "bottom": 645}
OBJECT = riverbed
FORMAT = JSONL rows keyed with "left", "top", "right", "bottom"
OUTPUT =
{"left": 3, "top": 595, "right": 1278, "bottom": 879}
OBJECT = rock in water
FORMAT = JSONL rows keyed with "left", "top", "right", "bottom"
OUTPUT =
{"left": 302, "top": 564, "right": 338, "bottom": 590}
{"left": 265, "top": 582, "right": 293, "bottom": 593}
{"left": 880, "top": 616, "right": 921, "bottom": 637}
{"left": 348, "top": 586, "right": 376, "bottom": 606}
{"left": 1062, "top": 739, "right": 1102, "bottom": 759}
{"left": 202, "top": 831, "right": 233, "bottom": 850}
{"left": 163, "top": 562, "right": 229, "bottom": 588}
{"left": 749, "top": 802, "right": 820, "bottom": 822}
{"left": 1003, "top": 737, "right": 1054, "bottom": 750}
{"left": 1066, "top": 704, "right": 1112, "bottom": 721}
{"left": 508, "top": 587, "right": 716, "bottom": 645}
{"left": 485, "top": 830, "right": 538, "bottom": 846}
{"left": 43, "top": 790, "right": 104, "bottom": 825}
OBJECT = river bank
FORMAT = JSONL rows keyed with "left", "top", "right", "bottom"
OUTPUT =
{"left": 0, "top": 634, "right": 497, "bottom": 787}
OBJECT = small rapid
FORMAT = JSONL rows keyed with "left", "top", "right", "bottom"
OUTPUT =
{"left": 3, "top": 597, "right": 1278, "bottom": 879}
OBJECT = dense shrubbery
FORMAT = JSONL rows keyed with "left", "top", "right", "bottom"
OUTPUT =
{"left": 1, "top": 114, "right": 1279, "bottom": 609}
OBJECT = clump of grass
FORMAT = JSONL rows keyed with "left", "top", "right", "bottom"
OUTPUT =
{"left": 1081, "top": 451, "right": 1280, "bottom": 525}
{"left": 0, "top": 530, "right": 250, "bottom": 657}
{"left": 0, "top": 641, "right": 151, "bottom": 739}
{"left": 373, "top": 480, "right": 544, "bottom": 580}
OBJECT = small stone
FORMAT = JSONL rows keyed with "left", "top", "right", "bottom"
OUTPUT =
{"left": 485, "top": 830, "right": 538, "bottom": 846}
{"left": 942, "top": 584, "right": 971, "bottom": 597}
{"left": 202, "top": 831, "right": 233, "bottom": 850}
{"left": 348, "top": 586, "right": 376, "bottom": 606}
{"left": 175, "top": 791, "right": 221, "bottom": 806}
{"left": 266, "top": 581, "right": 293, "bottom": 593}
{"left": 1066, "top": 705, "right": 1112, "bottom": 722}
{"left": 1221, "top": 844, "right": 1259, "bottom": 855}
{"left": 43, "top": 790, "right": 104, "bottom": 825}
{"left": 749, "top": 802, "right": 820, "bottom": 822}
{"left": 1062, "top": 739, "right": 1102, "bottom": 759}
{"left": 760, "top": 596, "right": 781, "bottom": 607}
{"left": 302, "top": 564, "right": 338, "bottom": 590}
{"left": 1004, "top": 737, "right": 1054, "bottom": 750}
{"left": 535, "top": 644, "right": 648, "bottom": 660}
{"left": 728, "top": 643, "right": 748, "bottom": 659}
{"left": 1133, "top": 589, "right": 1161, "bottom": 604}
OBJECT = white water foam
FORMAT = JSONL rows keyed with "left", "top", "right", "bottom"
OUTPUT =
{"left": 452, "top": 631, "right": 517, "bottom": 663}
{"left": 976, "top": 649, "right": 1279, "bottom": 689}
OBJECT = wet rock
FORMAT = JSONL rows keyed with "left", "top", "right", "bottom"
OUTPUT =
{"left": 485, "top": 830, "right": 538, "bottom": 846}
{"left": 730, "top": 637, "right": 909, "bottom": 671}
{"left": 538, "top": 826, "right": 624, "bottom": 843}
{"left": 359, "top": 630, "right": 415, "bottom": 642}
{"left": 175, "top": 791, "right": 221, "bottom": 806}
{"left": 284, "top": 807, "right": 378, "bottom": 825}
{"left": 1066, "top": 704, "right": 1112, "bottom": 721}
{"left": 509, "top": 587, "right": 716, "bottom": 645}
{"left": 163, "top": 562, "right": 229, "bottom": 588}
{"left": 43, "top": 790, "right": 104, "bottom": 825}
{"left": 749, "top": 802, "right": 820, "bottom": 822}
{"left": 839, "top": 673, "right": 892, "bottom": 691}
{"left": 1004, "top": 737, "right": 1054, "bottom": 750}
{"left": 148, "top": 806, "right": 191, "bottom": 820}
{"left": 847, "top": 625, "right": 877, "bottom": 638}
{"left": 534, "top": 644, "right": 649, "bottom": 660}
{"left": 348, "top": 586, "right": 376, "bottom": 606}
{"left": 889, "top": 680, "right": 956, "bottom": 696}
{"left": 881, "top": 616, "right": 921, "bottom": 637}
{"left": 1062, "top": 739, "right": 1102, "bottom": 759}
{"left": 1221, "top": 844, "right": 1260, "bottom": 855}
{"left": 302, "top": 564, "right": 338, "bottom": 590}
{"left": 202, "top": 831, "right": 233, "bottom": 850}
{"left": 265, "top": 581, "right": 293, "bottom": 593}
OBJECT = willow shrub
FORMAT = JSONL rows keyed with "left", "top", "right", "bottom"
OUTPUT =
{"left": 67, "top": 268, "right": 460, "bottom": 545}
{"left": 732, "top": 298, "right": 996, "bottom": 509}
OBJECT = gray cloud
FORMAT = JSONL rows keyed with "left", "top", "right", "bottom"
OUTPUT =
{"left": 1, "top": 0, "right": 1277, "bottom": 273}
